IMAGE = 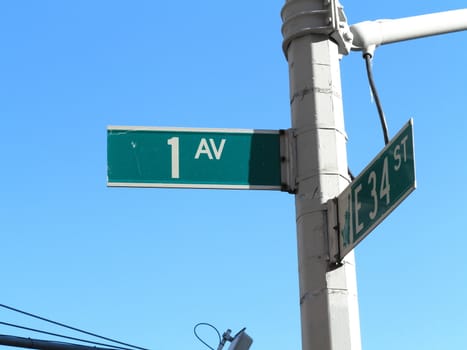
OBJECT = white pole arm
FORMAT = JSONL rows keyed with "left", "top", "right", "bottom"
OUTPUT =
{"left": 350, "top": 8, "right": 467, "bottom": 56}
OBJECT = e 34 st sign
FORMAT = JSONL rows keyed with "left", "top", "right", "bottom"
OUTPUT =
{"left": 331, "top": 119, "right": 416, "bottom": 261}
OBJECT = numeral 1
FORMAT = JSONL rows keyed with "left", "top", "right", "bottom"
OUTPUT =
{"left": 167, "top": 137, "right": 180, "bottom": 179}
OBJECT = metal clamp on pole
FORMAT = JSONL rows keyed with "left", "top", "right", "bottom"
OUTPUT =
{"left": 280, "top": 128, "right": 298, "bottom": 194}
{"left": 326, "top": 197, "right": 341, "bottom": 267}
{"left": 281, "top": 0, "right": 353, "bottom": 57}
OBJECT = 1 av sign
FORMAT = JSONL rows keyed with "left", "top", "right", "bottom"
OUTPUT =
{"left": 336, "top": 119, "right": 416, "bottom": 259}
{"left": 107, "top": 126, "right": 282, "bottom": 190}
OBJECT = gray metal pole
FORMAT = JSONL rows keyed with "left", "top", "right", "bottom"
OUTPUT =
{"left": 281, "top": 1, "right": 361, "bottom": 349}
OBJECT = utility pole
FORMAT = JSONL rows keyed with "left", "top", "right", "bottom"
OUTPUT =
{"left": 281, "top": 1, "right": 467, "bottom": 349}
{"left": 281, "top": 1, "right": 360, "bottom": 350}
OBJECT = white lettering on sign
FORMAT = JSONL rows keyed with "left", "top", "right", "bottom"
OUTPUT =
{"left": 194, "top": 138, "right": 226, "bottom": 160}
{"left": 368, "top": 170, "right": 378, "bottom": 220}
{"left": 166, "top": 137, "right": 227, "bottom": 179}
{"left": 394, "top": 135, "right": 409, "bottom": 171}
{"left": 210, "top": 138, "right": 226, "bottom": 160}
{"left": 352, "top": 135, "right": 410, "bottom": 235}
{"left": 366, "top": 156, "right": 391, "bottom": 221}
{"left": 167, "top": 137, "right": 180, "bottom": 179}
{"left": 380, "top": 156, "right": 390, "bottom": 205}
{"left": 354, "top": 183, "right": 363, "bottom": 235}
{"left": 194, "top": 138, "right": 212, "bottom": 159}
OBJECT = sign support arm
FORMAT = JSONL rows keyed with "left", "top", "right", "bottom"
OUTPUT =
{"left": 350, "top": 8, "right": 467, "bottom": 56}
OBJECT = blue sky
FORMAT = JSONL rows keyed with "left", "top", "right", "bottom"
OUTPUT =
{"left": 1, "top": 1, "right": 466, "bottom": 350}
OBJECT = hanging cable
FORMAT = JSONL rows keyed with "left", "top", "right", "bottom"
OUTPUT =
{"left": 0, "top": 321, "right": 130, "bottom": 350}
{"left": 348, "top": 167, "right": 355, "bottom": 181}
{"left": 193, "top": 323, "right": 221, "bottom": 350}
{"left": 0, "top": 304, "right": 149, "bottom": 350}
{"left": 364, "top": 53, "right": 390, "bottom": 145}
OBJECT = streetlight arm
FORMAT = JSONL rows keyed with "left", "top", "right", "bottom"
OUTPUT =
{"left": 350, "top": 8, "right": 467, "bottom": 56}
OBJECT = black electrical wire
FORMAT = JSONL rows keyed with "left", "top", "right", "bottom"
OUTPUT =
{"left": 364, "top": 53, "right": 390, "bottom": 145}
{"left": 0, "top": 304, "right": 149, "bottom": 350}
{"left": 0, "top": 334, "right": 120, "bottom": 350}
{"left": 348, "top": 167, "right": 355, "bottom": 181}
{"left": 0, "top": 321, "right": 130, "bottom": 350}
{"left": 193, "top": 323, "right": 221, "bottom": 350}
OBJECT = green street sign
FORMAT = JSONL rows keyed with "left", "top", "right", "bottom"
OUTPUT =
{"left": 336, "top": 119, "right": 416, "bottom": 259}
{"left": 107, "top": 126, "right": 283, "bottom": 190}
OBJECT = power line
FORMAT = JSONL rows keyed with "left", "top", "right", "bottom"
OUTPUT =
{"left": 0, "top": 321, "right": 128, "bottom": 350}
{"left": 0, "top": 304, "right": 149, "bottom": 350}
{"left": 0, "top": 334, "right": 120, "bottom": 350}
